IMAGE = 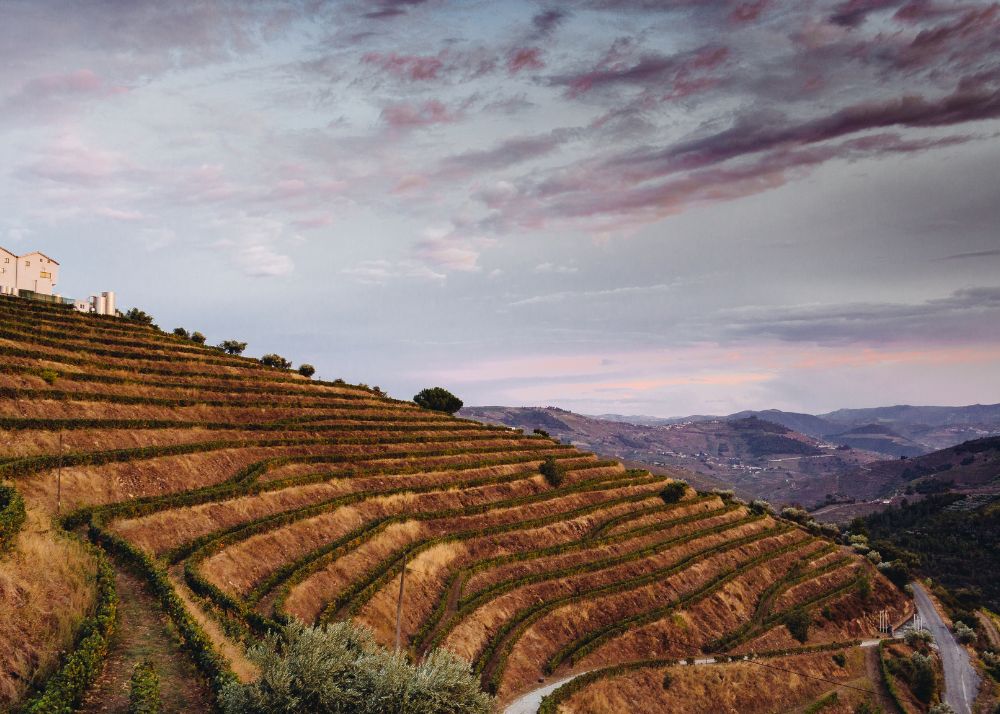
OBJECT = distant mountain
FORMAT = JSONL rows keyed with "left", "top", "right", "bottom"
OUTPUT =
{"left": 598, "top": 403, "right": 1000, "bottom": 458}
{"left": 727, "top": 409, "right": 838, "bottom": 439}
{"left": 824, "top": 423, "right": 926, "bottom": 458}
{"left": 459, "top": 406, "right": 881, "bottom": 507}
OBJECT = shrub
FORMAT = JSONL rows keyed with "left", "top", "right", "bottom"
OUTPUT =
{"left": 219, "top": 622, "right": 493, "bottom": 714}
{"left": 125, "top": 307, "right": 155, "bottom": 325}
{"left": 661, "top": 671, "right": 672, "bottom": 689}
{"left": 929, "top": 704, "right": 956, "bottom": 714}
{"left": 297, "top": 363, "right": 315, "bottom": 378}
{"left": 908, "top": 652, "right": 936, "bottom": 702}
{"left": 954, "top": 621, "right": 976, "bottom": 644}
{"left": 781, "top": 506, "right": 811, "bottom": 524}
{"left": 783, "top": 609, "right": 811, "bottom": 643}
{"left": 857, "top": 575, "right": 872, "bottom": 601}
{"left": 533, "top": 428, "right": 550, "bottom": 437}
{"left": 190, "top": 331, "right": 206, "bottom": 345}
{"left": 866, "top": 550, "right": 882, "bottom": 564}
{"left": 260, "top": 353, "right": 292, "bottom": 369}
{"left": 129, "top": 660, "right": 161, "bottom": 714}
{"left": 172, "top": 327, "right": 190, "bottom": 339}
{"left": 832, "top": 652, "right": 846, "bottom": 667}
{"left": 39, "top": 368, "right": 60, "bottom": 385}
{"left": 219, "top": 340, "right": 248, "bottom": 356}
{"left": 0, "top": 484, "right": 27, "bottom": 555}
{"left": 540, "top": 456, "right": 563, "bottom": 487}
{"left": 413, "top": 387, "right": 463, "bottom": 415}
{"left": 749, "top": 499, "right": 772, "bottom": 515}
{"left": 658, "top": 481, "right": 687, "bottom": 505}
{"left": 905, "top": 628, "right": 933, "bottom": 648}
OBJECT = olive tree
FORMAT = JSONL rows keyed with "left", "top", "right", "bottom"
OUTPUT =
{"left": 413, "top": 387, "right": 463, "bottom": 415}
{"left": 220, "top": 622, "right": 493, "bottom": 714}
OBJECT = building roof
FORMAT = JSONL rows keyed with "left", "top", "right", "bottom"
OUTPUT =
{"left": 20, "top": 251, "right": 60, "bottom": 265}
{"left": 0, "top": 248, "right": 60, "bottom": 264}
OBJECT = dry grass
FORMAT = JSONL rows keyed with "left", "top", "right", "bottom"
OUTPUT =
{"left": 736, "top": 568, "right": 911, "bottom": 654}
{"left": 497, "top": 525, "right": 804, "bottom": 695}
{"left": 0, "top": 508, "right": 97, "bottom": 709}
{"left": 444, "top": 517, "right": 776, "bottom": 670}
{"left": 17, "top": 443, "right": 349, "bottom": 515}
{"left": 113, "top": 461, "right": 547, "bottom": 554}
{"left": 559, "top": 648, "right": 869, "bottom": 714}
{"left": 276, "top": 481, "right": 662, "bottom": 625}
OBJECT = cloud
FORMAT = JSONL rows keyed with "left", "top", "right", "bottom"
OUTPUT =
{"left": 229, "top": 244, "right": 294, "bottom": 277}
{"left": 507, "top": 47, "right": 545, "bottom": 74}
{"left": 937, "top": 249, "right": 1000, "bottom": 261}
{"left": 411, "top": 226, "right": 485, "bottom": 273}
{"left": 533, "top": 262, "right": 578, "bottom": 274}
{"left": 551, "top": 44, "right": 730, "bottom": 98}
{"left": 361, "top": 0, "right": 430, "bottom": 20}
{"left": 719, "top": 287, "right": 1000, "bottom": 344}
{"left": 380, "top": 99, "right": 458, "bottom": 128}
{"left": 362, "top": 51, "right": 445, "bottom": 81}
{"left": 341, "top": 259, "right": 444, "bottom": 284}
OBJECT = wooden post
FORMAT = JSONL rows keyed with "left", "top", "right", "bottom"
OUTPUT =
{"left": 395, "top": 552, "right": 406, "bottom": 653}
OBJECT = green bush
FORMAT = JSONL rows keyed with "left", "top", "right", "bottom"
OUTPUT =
{"left": 832, "top": 652, "right": 846, "bottom": 667}
{"left": 413, "top": 387, "right": 463, "bottom": 415}
{"left": 129, "top": 660, "right": 161, "bottom": 714}
{"left": 219, "top": 340, "right": 248, "bottom": 355}
{"left": 260, "top": 353, "right": 292, "bottom": 369}
{"left": 172, "top": 327, "right": 190, "bottom": 339}
{"left": 219, "top": 622, "right": 493, "bottom": 714}
{"left": 954, "top": 620, "right": 976, "bottom": 644}
{"left": 125, "top": 307, "right": 155, "bottom": 325}
{"left": 540, "top": 456, "right": 563, "bottom": 487}
{"left": 297, "top": 363, "right": 315, "bottom": 378}
{"left": 658, "top": 481, "right": 687, "bottom": 504}
{"left": 783, "top": 608, "right": 811, "bottom": 643}
{"left": 190, "top": 331, "right": 206, "bottom": 345}
{"left": 661, "top": 671, "right": 672, "bottom": 689}
{"left": 0, "top": 484, "right": 26, "bottom": 555}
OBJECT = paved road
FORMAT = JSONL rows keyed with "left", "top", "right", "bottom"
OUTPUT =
{"left": 504, "top": 672, "right": 589, "bottom": 714}
{"left": 911, "top": 582, "right": 980, "bottom": 714}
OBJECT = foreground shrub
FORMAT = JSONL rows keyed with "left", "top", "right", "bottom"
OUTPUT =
{"left": 0, "top": 483, "right": 27, "bottom": 555}
{"left": 413, "top": 387, "right": 463, "bottom": 415}
{"left": 129, "top": 660, "right": 161, "bottom": 714}
{"left": 125, "top": 307, "right": 155, "bottom": 325}
{"left": 190, "top": 331, "right": 206, "bottom": 344}
{"left": 219, "top": 622, "right": 493, "bottom": 714}
{"left": 929, "top": 704, "right": 956, "bottom": 714}
{"left": 905, "top": 628, "right": 933, "bottom": 649}
{"left": 297, "top": 364, "right": 315, "bottom": 378}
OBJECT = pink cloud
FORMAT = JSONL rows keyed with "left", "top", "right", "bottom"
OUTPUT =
{"left": 507, "top": 47, "right": 545, "bottom": 74}
{"left": 729, "top": 0, "right": 769, "bottom": 23}
{"left": 381, "top": 99, "right": 457, "bottom": 127}
{"left": 362, "top": 51, "right": 445, "bottom": 81}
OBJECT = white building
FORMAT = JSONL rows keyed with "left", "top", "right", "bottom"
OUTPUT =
{"left": 0, "top": 247, "right": 60, "bottom": 296}
{"left": 0, "top": 247, "right": 117, "bottom": 316}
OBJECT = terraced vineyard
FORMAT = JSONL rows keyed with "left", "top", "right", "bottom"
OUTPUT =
{"left": 0, "top": 294, "right": 911, "bottom": 712}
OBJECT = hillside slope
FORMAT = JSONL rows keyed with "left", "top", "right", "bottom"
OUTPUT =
{"left": 0, "top": 295, "right": 908, "bottom": 712}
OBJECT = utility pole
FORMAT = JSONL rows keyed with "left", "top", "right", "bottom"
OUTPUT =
{"left": 394, "top": 552, "right": 406, "bottom": 653}
{"left": 56, "top": 430, "right": 63, "bottom": 515}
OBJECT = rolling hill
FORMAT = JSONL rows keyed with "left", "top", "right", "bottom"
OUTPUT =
{"left": 461, "top": 406, "right": 883, "bottom": 507}
{"left": 0, "top": 295, "right": 909, "bottom": 713}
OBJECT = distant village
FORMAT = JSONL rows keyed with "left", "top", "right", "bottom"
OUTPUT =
{"left": 0, "top": 247, "right": 118, "bottom": 316}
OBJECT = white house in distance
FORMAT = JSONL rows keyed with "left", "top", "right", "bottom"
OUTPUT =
{"left": 0, "top": 247, "right": 60, "bottom": 296}
{"left": 0, "top": 246, "right": 117, "bottom": 315}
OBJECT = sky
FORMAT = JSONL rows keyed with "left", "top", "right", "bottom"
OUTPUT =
{"left": 1, "top": 0, "right": 999, "bottom": 417}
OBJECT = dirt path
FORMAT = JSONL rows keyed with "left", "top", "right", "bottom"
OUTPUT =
{"left": 77, "top": 568, "right": 213, "bottom": 714}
